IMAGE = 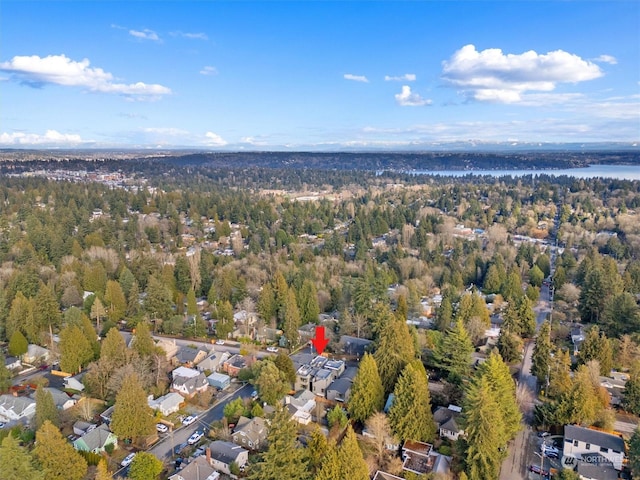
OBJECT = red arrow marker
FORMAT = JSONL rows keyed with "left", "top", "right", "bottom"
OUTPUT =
{"left": 310, "top": 326, "right": 329, "bottom": 355}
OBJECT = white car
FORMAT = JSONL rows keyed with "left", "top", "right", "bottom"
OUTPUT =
{"left": 216, "top": 339, "right": 225, "bottom": 345}
{"left": 121, "top": 452, "right": 136, "bottom": 467}
{"left": 187, "top": 430, "right": 204, "bottom": 445}
{"left": 541, "top": 445, "right": 560, "bottom": 458}
{"left": 266, "top": 346, "right": 279, "bottom": 353}
{"left": 156, "top": 423, "right": 168, "bottom": 433}
{"left": 182, "top": 415, "right": 197, "bottom": 426}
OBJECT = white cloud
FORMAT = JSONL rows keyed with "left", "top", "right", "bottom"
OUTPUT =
{"left": 129, "top": 29, "right": 160, "bottom": 41}
{"left": 200, "top": 66, "right": 218, "bottom": 76}
{"left": 344, "top": 73, "right": 369, "bottom": 83}
{"left": 593, "top": 54, "right": 617, "bottom": 65}
{"left": 0, "top": 54, "right": 171, "bottom": 99}
{"left": 171, "top": 31, "right": 208, "bottom": 40}
{"left": 0, "top": 130, "right": 87, "bottom": 146}
{"left": 384, "top": 73, "right": 416, "bottom": 82}
{"left": 395, "top": 85, "right": 432, "bottom": 106}
{"left": 142, "top": 127, "right": 189, "bottom": 136}
{"left": 204, "top": 132, "right": 228, "bottom": 147}
{"left": 442, "top": 44, "right": 603, "bottom": 103}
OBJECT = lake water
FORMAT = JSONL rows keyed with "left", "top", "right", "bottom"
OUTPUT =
{"left": 409, "top": 164, "right": 640, "bottom": 180}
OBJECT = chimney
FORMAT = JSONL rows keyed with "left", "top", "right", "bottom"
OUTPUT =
{"left": 205, "top": 447, "right": 211, "bottom": 465}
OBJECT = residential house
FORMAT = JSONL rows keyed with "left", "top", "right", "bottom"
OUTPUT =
{"left": 563, "top": 425, "right": 626, "bottom": 470}
{"left": 339, "top": 335, "right": 373, "bottom": 357}
{"left": 23, "top": 344, "right": 50, "bottom": 364}
{"left": 4, "top": 356, "right": 21, "bottom": 371}
{"left": 63, "top": 373, "right": 86, "bottom": 392}
{"left": 401, "top": 440, "right": 452, "bottom": 477}
{"left": 576, "top": 461, "right": 619, "bottom": 480}
{"left": 175, "top": 346, "right": 209, "bottom": 368}
{"left": 222, "top": 354, "right": 248, "bottom": 377}
{"left": 100, "top": 405, "right": 115, "bottom": 424}
{"left": 149, "top": 392, "right": 184, "bottom": 416}
{"left": 0, "top": 394, "right": 36, "bottom": 423}
{"left": 298, "top": 323, "right": 318, "bottom": 345}
{"left": 168, "top": 456, "right": 220, "bottom": 480}
{"left": 207, "top": 372, "right": 231, "bottom": 390}
{"left": 172, "top": 366, "right": 202, "bottom": 380}
{"left": 73, "top": 421, "right": 97, "bottom": 436}
{"left": 285, "top": 390, "right": 316, "bottom": 425}
{"left": 571, "top": 327, "right": 585, "bottom": 355}
{"left": 433, "top": 405, "right": 464, "bottom": 441}
{"left": 599, "top": 375, "right": 627, "bottom": 408}
{"left": 294, "top": 355, "right": 346, "bottom": 397}
{"left": 172, "top": 372, "right": 209, "bottom": 398}
{"left": 326, "top": 366, "right": 357, "bottom": 402}
{"left": 233, "top": 310, "right": 257, "bottom": 338}
{"left": 372, "top": 472, "right": 404, "bottom": 480}
{"left": 207, "top": 441, "right": 249, "bottom": 475}
{"left": 232, "top": 416, "right": 268, "bottom": 450}
{"left": 197, "top": 352, "right": 230, "bottom": 374}
{"left": 73, "top": 424, "right": 117, "bottom": 454}
{"left": 31, "top": 387, "right": 78, "bottom": 410}
{"left": 156, "top": 338, "right": 179, "bottom": 361}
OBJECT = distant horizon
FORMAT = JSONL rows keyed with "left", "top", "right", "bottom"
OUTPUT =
{"left": 1, "top": 1, "right": 638, "bottom": 149}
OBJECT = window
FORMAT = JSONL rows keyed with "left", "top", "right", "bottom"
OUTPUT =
{"left": 574, "top": 440, "right": 578, "bottom": 447}
{"left": 600, "top": 447, "right": 608, "bottom": 453}
{"left": 586, "top": 443, "right": 590, "bottom": 450}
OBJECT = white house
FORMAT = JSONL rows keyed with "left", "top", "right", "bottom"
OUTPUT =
{"left": 148, "top": 392, "right": 184, "bottom": 416}
{"left": 433, "top": 405, "right": 464, "bottom": 441}
{"left": 169, "top": 456, "right": 220, "bottom": 480}
{"left": 63, "top": 373, "right": 86, "bottom": 392}
{"left": 4, "top": 356, "right": 21, "bottom": 371}
{"left": 563, "top": 425, "right": 626, "bottom": 471}
{"left": 285, "top": 390, "right": 316, "bottom": 425}
{"left": 0, "top": 394, "right": 36, "bottom": 423}
{"left": 172, "top": 372, "right": 209, "bottom": 398}
{"left": 23, "top": 344, "right": 50, "bottom": 364}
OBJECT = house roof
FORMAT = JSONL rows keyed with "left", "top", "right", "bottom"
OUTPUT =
{"left": 224, "top": 354, "right": 247, "bottom": 369}
{"left": 150, "top": 392, "right": 184, "bottom": 410}
{"left": 174, "top": 373, "right": 208, "bottom": 394}
{"left": 176, "top": 345, "right": 207, "bottom": 364}
{"left": 327, "top": 377, "right": 352, "bottom": 395}
{"left": 4, "top": 356, "right": 20, "bottom": 367}
{"left": 171, "top": 456, "right": 218, "bottom": 480}
{"left": 0, "top": 394, "right": 35, "bottom": 416}
{"left": 564, "top": 425, "right": 625, "bottom": 452}
{"left": 75, "top": 424, "right": 114, "bottom": 451}
{"left": 372, "top": 471, "right": 404, "bottom": 480}
{"left": 433, "top": 406, "right": 463, "bottom": 433}
{"left": 208, "top": 441, "right": 248, "bottom": 464}
{"left": 172, "top": 366, "right": 200, "bottom": 379}
{"left": 577, "top": 461, "right": 618, "bottom": 480}
{"left": 233, "top": 416, "right": 267, "bottom": 444}
{"left": 34, "top": 388, "right": 76, "bottom": 409}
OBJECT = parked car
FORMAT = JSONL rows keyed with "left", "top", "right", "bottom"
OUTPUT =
{"left": 121, "top": 452, "right": 136, "bottom": 467}
{"left": 251, "top": 390, "right": 259, "bottom": 399}
{"left": 537, "top": 431, "right": 550, "bottom": 438}
{"left": 188, "top": 430, "right": 204, "bottom": 445}
{"left": 215, "top": 339, "right": 225, "bottom": 345}
{"left": 541, "top": 445, "right": 560, "bottom": 458}
{"left": 529, "top": 465, "right": 550, "bottom": 479}
{"left": 156, "top": 423, "right": 168, "bottom": 433}
{"left": 182, "top": 415, "right": 197, "bottom": 426}
{"left": 266, "top": 346, "right": 279, "bottom": 353}
{"left": 174, "top": 442, "right": 188, "bottom": 456}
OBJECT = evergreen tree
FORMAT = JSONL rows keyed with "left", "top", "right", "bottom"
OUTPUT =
{"left": 435, "top": 294, "right": 453, "bottom": 332}
{"left": 529, "top": 264, "right": 544, "bottom": 287}
{"left": 144, "top": 276, "right": 173, "bottom": 321}
{"left": 254, "top": 360, "right": 290, "bottom": 406}
{"left": 532, "top": 321, "right": 552, "bottom": 388}
{"left": 282, "top": 288, "right": 301, "bottom": 347}
{"left": 348, "top": 353, "right": 385, "bottom": 423}
{"left": 629, "top": 426, "right": 640, "bottom": 479}
{"left": 580, "top": 326, "right": 613, "bottom": 375}
{"left": 548, "top": 348, "right": 573, "bottom": 399}
{"left": 248, "top": 407, "right": 310, "bottom": 480}
{"left": 463, "top": 376, "right": 506, "bottom": 480}
{"left": 79, "top": 313, "right": 100, "bottom": 360}
{"left": 8, "top": 330, "right": 28, "bottom": 357}
{"left": 34, "top": 387, "right": 59, "bottom": 429}
{"left": 298, "top": 279, "right": 320, "bottom": 325}
{"left": 0, "top": 435, "right": 43, "bottom": 480}
{"left": 274, "top": 352, "right": 296, "bottom": 386}
{"left": 579, "top": 267, "right": 606, "bottom": 323}
{"left": 110, "top": 373, "right": 156, "bottom": 442}
{"left": 483, "top": 264, "right": 503, "bottom": 294}
{"left": 502, "top": 267, "right": 523, "bottom": 302}
{"left": 90, "top": 297, "right": 107, "bottom": 333}
{"left": 59, "top": 325, "right": 93, "bottom": 373}
{"left": 306, "top": 427, "right": 329, "bottom": 477}
{"left": 374, "top": 306, "right": 416, "bottom": 395}
{"left": 388, "top": 360, "right": 435, "bottom": 442}
{"left": 476, "top": 352, "right": 521, "bottom": 443}
{"left": 94, "top": 460, "right": 112, "bottom": 480}
{"left": 0, "top": 352, "right": 11, "bottom": 392}
{"left": 436, "top": 320, "right": 473, "bottom": 383}
{"left": 497, "top": 329, "right": 523, "bottom": 364}
{"left": 34, "top": 420, "right": 88, "bottom": 480}
{"left": 132, "top": 321, "right": 155, "bottom": 358}
{"left": 128, "top": 452, "right": 163, "bottom": 480}
{"left": 336, "top": 425, "right": 369, "bottom": 480}
{"left": 33, "top": 283, "right": 61, "bottom": 341}
{"left": 214, "top": 300, "right": 234, "bottom": 340}
{"left": 126, "top": 280, "right": 142, "bottom": 318}
{"left": 623, "top": 363, "right": 640, "bottom": 415}
{"left": 99, "top": 327, "right": 128, "bottom": 371}
{"left": 6, "top": 292, "right": 33, "bottom": 342}
{"left": 104, "top": 280, "right": 126, "bottom": 323}
{"left": 257, "top": 282, "right": 276, "bottom": 324}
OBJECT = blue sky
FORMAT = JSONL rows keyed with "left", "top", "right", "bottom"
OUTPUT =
{"left": 1, "top": 1, "right": 639, "bottom": 149}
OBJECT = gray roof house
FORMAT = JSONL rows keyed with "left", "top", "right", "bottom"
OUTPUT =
{"left": 563, "top": 425, "right": 626, "bottom": 470}
{"left": 23, "top": 344, "right": 50, "bottom": 364}
{"left": 326, "top": 377, "right": 353, "bottom": 403}
{"left": 63, "top": 373, "right": 86, "bottom": 392}
{"left": 73, "top": 424, "right": 118, "bottom": 454}
{"left": 232, "top": 416, "right": 268, "bottom": 450}
{"left": 0, "top": 394, "right": 36, "bottom": 423}
{"left": 149, "top": 392, "right": 184, "bottom": 416}
{"left": 30, "top": 387, "right": 78, "bottom": 411}
{"left": 197, "top": 352, "right": 230, "bottom": 373}
{"left": 169, "top": 456, "right": 220, "bottom": 480}
{"left": 339, "top": 335, "right": 373, "bottom": 356}
{"left": 175, "top": 345, "right": 209, "bottom": 367}
{"left": 433, "top": 405, "right": 464, "bottom": 441}
{"left": 576, "top": 461, "right": 619, "bottom": 480}
{"left": 207, "top": 441, "right": 249, "bottom": 475}
{"left": 5, "top": 356, "right": 21, "bottom": 371}
{"left": 171, "top": 372, "right": 209, "bottom": 398}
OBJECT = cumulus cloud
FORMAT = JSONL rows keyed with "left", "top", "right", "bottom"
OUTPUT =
{"left": 204, "top": 132, "right": 228, "bottom": 147}
{"left": 171, "top": 31, "right": 208, "bottom": 40}
{"left": 384, "top": 73, "right": 416, "bottom": 82}
{"left": 200, "top": 66, "right": 218, "bottom": 76}
{"left": 129, "top": 29, "right": 160, "bottom": 41}
{"left": 0, "top": 130, "right": 87, "bottom": 146}
{"left": 593, "top": 54, "right": 617, "bottom": 65}
{"left": 0, "top": 54, "right": 171, "bottom": 99}
{"left": 344, "top": 73, "right": 369, "bottom": 83}
{"left": 395, "top": 85, "right": 432, "bottom": 106}
{"left": 441, "top": 44, "right": 603, "bottom": 103}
